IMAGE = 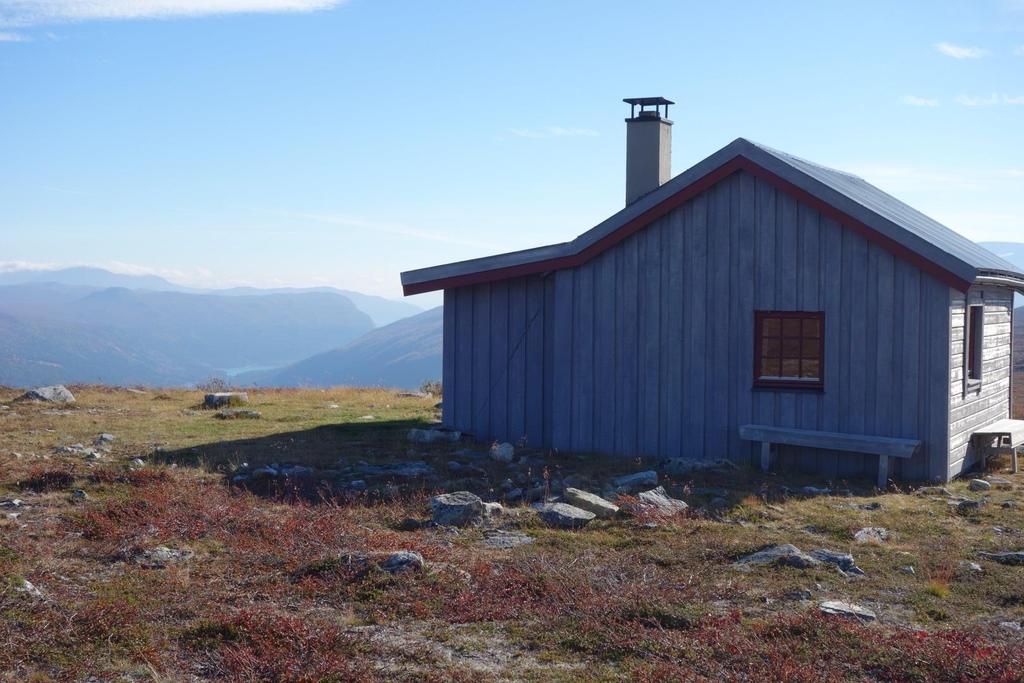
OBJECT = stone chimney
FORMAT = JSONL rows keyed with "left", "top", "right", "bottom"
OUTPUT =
{"left": 624, "top": 97, "right": 673, "bottom": 205}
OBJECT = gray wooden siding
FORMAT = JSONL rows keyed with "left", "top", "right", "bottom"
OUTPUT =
{"left": 442, "top": 170, "right": 953, "bottom": 481}
{"left": 948, "top": 286, "right": 1015, "bottom": 478}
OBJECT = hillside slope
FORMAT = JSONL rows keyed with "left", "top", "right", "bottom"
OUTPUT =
{"left": 244, "top": 306, "right": 442, "bottom": 389}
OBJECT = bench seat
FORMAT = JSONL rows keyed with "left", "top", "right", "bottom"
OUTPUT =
{"left": 739, "top": 424, "right": 921, "bottom": 488}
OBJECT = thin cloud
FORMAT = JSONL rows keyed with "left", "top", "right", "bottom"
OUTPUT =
{"left": 0, "top": 30, "right": 29, "bottom": 40}
{"left": 901, "top": 95, "right": 939, "bottom": 107}
{"left": 279, "top": 211, "right": 510, "bottom": 251}
{"left": 934, "top": 42, "right": 990, "bottom": 59}
{"left": 509, "top": 126, "right": 599, "bottom": 139}
{"left": 0, "top": 1, "right": 345, "bottom": 27}
{"left": 955, "top": 93, "right": 1024, "bottom": 106}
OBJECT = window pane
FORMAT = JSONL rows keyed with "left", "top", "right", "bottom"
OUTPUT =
{"left": 762, "top": 338, "right": 781, "bottom": 358}
{"left": 781, "top": 359, "right": 801, "bottom": 377}
{"left": 782, "top": 318, "right": 801, "bottom": 337}
{"left": 781, "top": 339, "right": 801, "bottom": 359}
{"left": 763, "top": 317, "right": 781, "bottom": 337}
{"left": 802, "top": 318, "right": 821, "bottom": 338}
{"left": 801, "top": 338, "right": 821, "bottom": 359}
{"left": 760, "top": 357, "right": 781, "bottom": 377}
{"left": 801, "top": 360, "right": 821, "bottom": 379}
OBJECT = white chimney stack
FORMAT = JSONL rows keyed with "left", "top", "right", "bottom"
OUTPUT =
{"left": 624, "top": 97, "right": 673, "bottom": 205}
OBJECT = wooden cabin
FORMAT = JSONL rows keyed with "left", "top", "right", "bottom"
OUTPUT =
{"left": 401, "top": 98, "right": 1024, "bottom": 484}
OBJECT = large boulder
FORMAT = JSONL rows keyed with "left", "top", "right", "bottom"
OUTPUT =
{"left": 430, "top": 491, "right": 484, "bottom": 527}
{"left": 537, "top": 503, "right": 596, "bottom": 529}
{"left": 564, "top": 488, "right": 619, "bottom": 519}
{"left": 19, "top": 385, "right": 75, "bottom": 403}
{"left": 203, "top": 392, "right": 248, "bottom": 408}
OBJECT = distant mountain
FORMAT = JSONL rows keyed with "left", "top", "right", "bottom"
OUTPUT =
{"left": 242, "top": 306, "right": 442, "bottom": 390}
{"left": 0, "top": 267, "right": 420, "bottom": 326}
{"left": 0, "top": 283, "right": 374, "bottom": 386}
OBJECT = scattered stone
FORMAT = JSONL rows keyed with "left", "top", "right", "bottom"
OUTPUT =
{"left": 854, "top": 527, "right": 890, "bottom": 544}
{"left": 489, "top": 442, "right": 515, "bottom": 463}
{"left": 819, "top": 600, "right": 876, "bottom": 622}
{"left": 94, "top": 434, "right": 115, "bottom": 450}
{"left": 901, "top": 565, "right": 915, "bottom": 575}
{"left": 379, "top": 551, "right": 425, "bottom": 573}
{"left": 537, "top": 503, "right": 596, "bottom": 529}
{"left": 734, "top": 544, "right": 820, "bottom": 569}
{"left": 1004, "top": 501, "right": 1019, "bottom": 509}
{"left": 352, "top": 461, "right": 434, "bottom": 478}
{"left": 57, "top": 443, "right": 101, "bottom": 458}
{"left": 957, "top": 499, "right": 986, "bottom": 515}
{"left": 483, "top": 502, "right": 504, "bottom": 517}
{"left": 14, "top": 578, "right": 44, "bottom": 599}
{"left": 918, "top": 486, "right": 952, "bottom": 497}
{"left": 215, "top": 408, "right": 262, "bottom": 420}
{"left": 801, "top": 486, "right": 831, "bottom": 496}
{"left": 1000, "top": 621, "right": 1023, "bottom": 631}
{"left": 431, "top": 491, "right": 484, "bottom": 527}
{"left": 969, "top": 479, "right": 991, "bottom": 492}
{"left": 961, "top": 561, "right": 983, "bottom": 573}
{"left": 564, "top": 488, "right": 619, "bottom": 519}
{"left": 407, "top": 428, "right": 461, "bottom": 444}
{"left": 808, "top": 549, "right": 865, "bottom": 576}
{"left": 859, "top": 502, "right": 882, "bottom": 511}
{"left": 135, "top": 546, "right": 194, "bottom": 569}
{"left": 0, "top": 498, "right": 24, "bottom": 508}
{"left": 634, "top": 486, "right": 688, "bottom": 516}
{"left": 18, "top": 385, "right": 75, "bottom": 404}
{"left": 203, "top": 392, "right": 248, "bottom": 408}
{"left": 130, "top": 458, "right": 146, "bottom": 468}
{"left": 988, "top": 478, "right": 1013, "bottom": 490}
{"left": 70, "top": 489, "right": 88, "bottom": 501}
{"left": 611, "top": 470, "right": 658, "bottom": 491}
{"left": 480, "top": 530, "right": 535, "bottom": 549}
{"left": 504, "top": 488, "right": 523, "bottom": 503}
{"left": 978, "top": 551, "right": 1024, "bottom": 566}
{"left": 349, "top": 480, "right": 367, "bottom": 491}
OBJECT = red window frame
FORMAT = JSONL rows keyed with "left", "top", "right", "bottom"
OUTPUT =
{"left": 753, "top": 311, "right": 825, "bottom": 390}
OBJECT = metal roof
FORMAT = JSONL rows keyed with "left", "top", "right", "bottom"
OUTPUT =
{"left": 401, "top": 137, "right": 1024, "bottom": 295}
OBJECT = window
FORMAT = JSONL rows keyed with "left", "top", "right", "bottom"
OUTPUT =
{"left": 966, "top": 304, "right": 984, "bottom": 387}
{"left": 754, "top": 311, "right": 824, "bottom": 389}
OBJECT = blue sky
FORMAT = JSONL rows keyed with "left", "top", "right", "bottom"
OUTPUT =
{"left": 1, "top": 0, "right": 1022, "bottom": 306}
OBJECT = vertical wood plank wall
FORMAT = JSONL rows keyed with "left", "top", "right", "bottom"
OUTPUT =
{"left": 442, "top": 170, "right": 954, "bottom": 481}
{"left": 949, "top": 287, "right": 1015, "bottom": 477}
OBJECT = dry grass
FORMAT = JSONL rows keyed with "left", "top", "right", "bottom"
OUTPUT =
{"left": 4, "top": 384, "right": 1024, "bottom": 680}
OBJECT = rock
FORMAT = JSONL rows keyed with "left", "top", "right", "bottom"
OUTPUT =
{"left": 407, "top": 428, "right": 461, "bottom": 444}
{"left": 480, "top": 530, "right": 535, "bottom": 549}
{"left": 957, "top": 499, "right": 986, "bottom": 515}
{"left": 489, "top": 442, "right": 515, "bottom": 463}
{"left": 14, "top": 578, "right": 44, "bottom": 599}
{"left": 278, "top": 464, "right": 314, "bottom": 477}
{"left": 808, "top": 549, "right": 865, "bottom": 576}
{"left": 130, "top": 458, "right": 146, "bottom": 468}
{"left": 961, "top": 561, "right": 983, "bottom": 573}
{"left": 19, "top": 385, "right": 75, "bottom": 404}
{"left": 635, "top": 486, "right": 688, "bottom": 516}
{"left": 611, "top": 470, "right": 658, "bottom": 491}
{"left": 562, "top": 474, "right": 593, "bottom": 490}
{"left": 801, "top": 486, "right": 831, "bottom": 496}
{"left": 1000, "top": 621, "right": 1023, "bottom": 631}
{"left": 215, "top": 408, "right": 261, "bottom": 420}
{"left": 660, "top": 458, "right": 737, "bottom": 475}
{"left": 0, "top": 498, "right": 25, "bottom": 508}
{"left": 1004, "top": 501, "right": 1019, "bottom": 509}
{"left": 359, "top": 415, "right": 375, "bottom": 420}
{"left": 901, "top": 565, "right": 915, "bottom": 575}
{"left": 379, "top": 551, "right": 425, "bottom": 573}
{"left": 969, "top": 479, "right": 991, "bottom": 492}
{"left": 70, "top": 489, "right": 88, "bottom": 501}
{"left": 734, "top": 544, "right": 820, "bottom": 569}
{"left": 135, "top": 546, "right": 194, "bottom": 569}
{"left": 504, "top": 487, "right": 523, "bottom": 503}
{"left": 978, "top": 551, "right": 1024, "bottom": 566}
{"left": 537, "top": 503, "right": 596, "bottom": 529}
{"left": 988, "top": 478, "right": 1013, "bottom": 490}
{"left": 483, "top": 502, "right": 504, "bottom": 517}
{"left": 785, "top": 589, "right": 814, "bottom": 601}
{"left": 819, "top": 600, "right": 876, "bottom": 622}
{"left": 94, "top": 434, "right": 115, "bottom": 449}
{"left": 564, "top": 488, "right": 619, "bottom": 519}
{"left": 918, "top": 486, "right": 952, "bottom": 497}
{"left": 854, "top": 527, "right": 889, "bottom": 544}
{"left": 430, "top": 491, "right": 484, "bottom": 527}
{"left": 203, "top": 392, "right": 248, "bottom": 408}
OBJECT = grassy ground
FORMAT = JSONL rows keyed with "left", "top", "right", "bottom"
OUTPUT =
{"left": 4, "top": 386, "right": 1024, "bottom": 681}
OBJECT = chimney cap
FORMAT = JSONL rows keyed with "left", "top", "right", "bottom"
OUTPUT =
{"left": 623, "top": 96, "right": 674, "bottom": 121}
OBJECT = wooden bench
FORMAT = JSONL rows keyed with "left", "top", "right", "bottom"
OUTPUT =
{"left": 739, "top": 424, "right": 921, "bottom": 489}
{"left": 972, "top": 419, "right": 1024, "bottom": 473}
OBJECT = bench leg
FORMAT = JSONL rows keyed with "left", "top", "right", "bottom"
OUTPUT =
{"left": 877, "top": 454, "right": 889, "bottom": 490}
{"left": 760, "top": 442, "right": 771, "bottom": 472}
{"left": 1014, "top": 447, "right": 1019, "bottom": 475}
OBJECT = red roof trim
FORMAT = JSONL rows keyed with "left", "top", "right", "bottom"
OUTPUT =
{"left": 402, "top": 155, "right": 972, "bottom": 295}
